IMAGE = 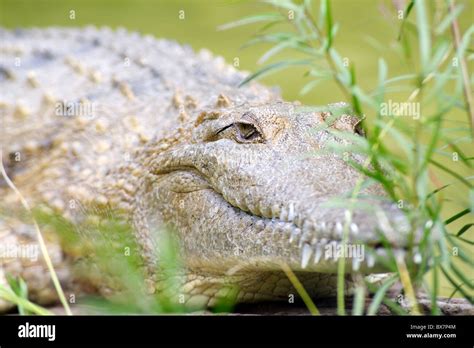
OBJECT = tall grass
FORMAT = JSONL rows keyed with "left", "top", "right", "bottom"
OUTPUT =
{"left": 221, "top": 0, "right": 473, "bottom": 314}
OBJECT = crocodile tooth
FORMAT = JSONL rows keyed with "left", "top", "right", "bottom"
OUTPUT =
{"left": 283, "top": 225, "right": 293, "bottom": 235}
{"left": 277, "top": 222, "right": 286, "bottom": 233}
{"left": 279, "top": 207, "right": 288, "bottom": 221}
{"left": 350, "top": 223, "right": 359, "bottom": 235}
{"left": 295, "top": 215, "right": 304, "bottom": 228}
{"left": 335, "top": 222, "right": 343, "bottom": 235}
{"left": 302, "top": 219, "right": 312, "bottom": 234}
{"left": 413, "top": 252, "right": 422, "bottom": 264}
{"left": 314, "top": 244, "right": 322, "bottom": 263}
{"left": 301, "top": 244, "right": 312, "bottom": 269}
{"left": 352, "top": 257, "right": 361, "bottom": 271}
{"left": 289, "top": 228, "right": 301, "bottom": 243}
{"left": 270, "top": 222, "right": 278, "bottom": 234}
{"left": 271, "top": 222, "right": 280, "bottom": 235}
{"left": 299, "top": 231, "right": 311, "bottom": 248}
{"left": 367, "top": 253, "right": 375, "bottom": 268}
{"left": 288, "top": 202, "right": 295, "bottom": 222}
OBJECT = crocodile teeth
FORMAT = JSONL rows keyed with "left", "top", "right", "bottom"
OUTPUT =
{"left": 299, "top": 220, "right": 312, "bottom": 248}
{"left": 277, "top": 222, "right": 286, "bottom": 233}
{"left": 283, "top": 225, "right": 293, "bottom": 235}
{"left": 301, "top": 244, "right": 312, "bottom": 269}
{"left": 298, "top": 230, "right": 311, "bottom": 248}
{"left": 295, "top": 215, "right": 304, "bottom": 228}
{"left": 271, "top": 222, "right": 280, "bottom": 235}
{"left": 288, "top": 202, "right": 295, "bottom": 221}
{"left": 335, "top": 222, "right": 343, "bottom": 235}
{"left": 352, "top": 257, "right": 361, "bottom": 271}
{"left": 302, "top": 219, "right": 312, "bottom": 234}
{"left": 279, "top": 207, "right": 288, "bottom": 221}
{"left": 289, "top": 228, "right": 301, "bottom": 243}
{"left": 314, "top": 244, "right": 322, "bottom": 263}
{"left": 350, "top": 223, "right": 359, "bottom": 235}
{"left": 367, "top": 253, "right": 375, "bottom": 268}
{"left": 413, "top": 252, "right": 422, "bottom": 264}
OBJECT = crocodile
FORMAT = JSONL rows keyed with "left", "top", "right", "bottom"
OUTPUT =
{"left": 0, "top": 27, "right": 420, "bottom": 312}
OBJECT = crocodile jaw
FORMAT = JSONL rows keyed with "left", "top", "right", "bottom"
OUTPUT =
{"left": 147, "top": 168, "right": 412, "bottom": 276}
{"left": 143, "top": 102, "right": 416, "bottom": 276}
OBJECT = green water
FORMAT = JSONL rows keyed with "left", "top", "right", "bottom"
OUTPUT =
{"left": 0, "top": 0, "right": 472, "bottom": 103}
{"left": 1, "top": 0, "right": 472, "bottom": 299}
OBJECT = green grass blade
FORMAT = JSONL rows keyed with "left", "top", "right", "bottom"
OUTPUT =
{"left": 238, "top": 59, "right": 314, "bottom": 86}
{"left": 352, "top": 285, "right": 366, "bottom": 315}
{"left": 440, "top": 207, "right": 463, "bottom": 225}
{"left": 435, "top": 4, "right": 464, "bottom": 35}
{"left": 0, "top": 284, "right": 53, "bottom": 315}
{"left": 457, "top": 223, "right": 473, "bottom": 236}
{"left": 430, "top": 159, "right": 472, "bottom": 188}
{"left": 263, "top": 0, "right": 302, "bottom": 13}
{"left": 415, "top": 0, "right": 431, "bottom": 73}
{"left": 367, "top": 275, "right": 399, "bottom": 315}
{"left": 397, "top": 0, "right": 415, "bottom": 40}
{"left": 218, "top": 13, "right": 283, "bottom": 31}
{"left": 322, "top": 0, "right": 333, "bottom": 51}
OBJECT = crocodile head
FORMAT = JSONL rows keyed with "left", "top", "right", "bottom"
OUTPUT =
{"left": 138, "top": 101, "right": 417, "bottom": 297}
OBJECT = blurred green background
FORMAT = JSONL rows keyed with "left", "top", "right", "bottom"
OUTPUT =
{"left": 1, "top": 0, "right": 471, "bottom": 104}
{"left": 1, "top": 0, "right": 472, "bottom": 298}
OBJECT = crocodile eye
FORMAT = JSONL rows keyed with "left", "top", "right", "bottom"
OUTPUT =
{"left": 215, "top": 122, "right": 263, "bottom": 143}
{"left": 234, "top": 122, "right": 261, "bottom": 142}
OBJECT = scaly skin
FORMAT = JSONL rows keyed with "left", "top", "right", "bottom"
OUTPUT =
{"left": 0, "top": 27, "right": 414, "bottom": 310}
